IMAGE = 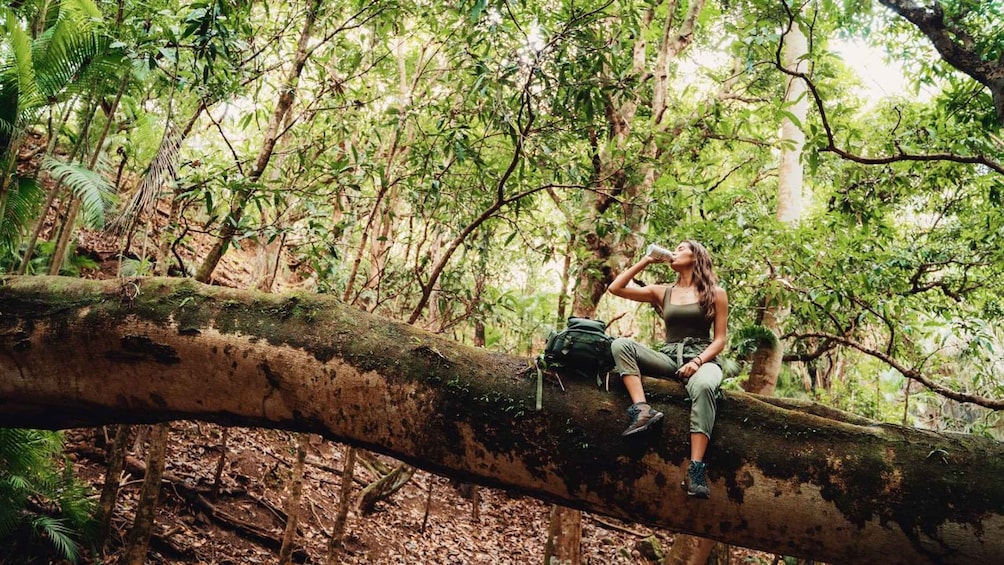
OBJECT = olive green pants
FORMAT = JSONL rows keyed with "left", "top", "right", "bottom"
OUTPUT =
{"left": 610, "top": 337, "right": 722, "bottom": 439}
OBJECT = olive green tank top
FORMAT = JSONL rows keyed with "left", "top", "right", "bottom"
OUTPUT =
{"left": 662, "top": 286, "right": 712, "bottom": 343}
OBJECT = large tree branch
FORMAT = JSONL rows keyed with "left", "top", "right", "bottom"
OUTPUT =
{"left": 1, "top": 276, "right": 1002, "bottom": 564}
{"left": 773, "top": 5, "right": 1004, "bottom": 173}
{"left": 878, "top": 0, "right": 1004, "bottom": 123}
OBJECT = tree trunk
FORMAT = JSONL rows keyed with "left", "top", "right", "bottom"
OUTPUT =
{"left": 96, "top": 424, "right": 131, "bottom": 548}
{"left": 572, "top": 0, "right": 708, "bottom": 315}
{"left": 742, "top": 308, "right": 783, "bottom": 396}
{"left": 18, "top": 94, "right": 97, "bottom": 275}
{"left": 878, "top": 0, "right": 1004, "bottom": 125}
{"left": 325, "top": 444, "right": 356, "bottom": 563}
{"left": 777, "top": 22, "right": 808, "bottom": 224}
{"left": 278, "top": 434, "right": 307, "bottom": 565}
{"left": 544, "top": 506, "right": 581, "bottom": 565}
{"left": 665, "top": 535, "right": 715, "bottom": 565}
{"left": 48, "top": 73, "right": 130, "bottom": 275}
{"left": 1, "top": 276, "right": 1002, "bottom": 565}
{"left": 121, "top": 422, "right": 169, "bottom": 565}
{"left": 726, "top": 22, "right": 811, "bottom": 563}
{"left": 195, "top": 0, "right": 323, "bottom": 283}
{"left": 211, "top": 426, "right": 229, "bottom": 499}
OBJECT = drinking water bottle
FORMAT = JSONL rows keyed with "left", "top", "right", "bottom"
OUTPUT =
{"left": 646, "top": 243, "right": 674, "bottom": 263}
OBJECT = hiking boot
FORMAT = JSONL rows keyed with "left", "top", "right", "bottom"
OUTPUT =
{"left": 683, "top": 460, "right": 710, "bottom": 498}
{"left": 621, "top": 402, "right": 664, "bottom": 436}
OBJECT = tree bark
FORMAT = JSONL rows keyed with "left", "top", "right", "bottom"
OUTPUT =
{"left": 1, "top": 276, "right": 1002, "bottom": 565}
{"left": 326, "top": 444, "right": 356, "bottom": 563}
{"left": 278, "top": 434, "right": 307, "bottom": 565}
{"left": 96, "top": 423, "right": 131, "bottom": 548}
{"left": 357, "top": 462, "right": 415, "bottom": 514}
{"left": 121, "top": 422, "right": 169, "bottom": 565}
{"left": 544, "top": 506, "right": 582, "bottom": 565}
{"left": 211, "top": 426, "right": 229, "bottom": 499}
{"left": 878, "top": 0, "right": 1004, "bottom": 124}
{"left": 777, "top": 22, "right": 808, "bottom": 225}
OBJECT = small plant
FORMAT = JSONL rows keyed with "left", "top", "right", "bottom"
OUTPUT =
{"left": 0, "top": 429, "right": 96, "bottom": 563}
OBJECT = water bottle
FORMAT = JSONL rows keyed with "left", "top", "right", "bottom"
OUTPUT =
{"left": 645, "top": 243, "right": 674, "bottom": 263}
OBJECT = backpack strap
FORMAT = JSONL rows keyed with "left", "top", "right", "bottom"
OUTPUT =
{"left": 533, "top": 356, "right": 566, "bottom": 410}
{"left": 535, "top": 359, "right": 543, "bottom": 410}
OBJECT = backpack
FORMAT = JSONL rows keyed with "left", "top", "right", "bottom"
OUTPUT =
{"left": 533, "top": 317, "right": 615, "bottom": 409}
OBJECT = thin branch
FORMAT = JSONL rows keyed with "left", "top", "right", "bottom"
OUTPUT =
{"left": 796, "top": 332, "right": 1004, "bottom": 410}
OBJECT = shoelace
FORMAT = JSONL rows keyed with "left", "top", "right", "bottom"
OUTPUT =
{"left": 690, "top": 465, "right": 708, "bottom": 487}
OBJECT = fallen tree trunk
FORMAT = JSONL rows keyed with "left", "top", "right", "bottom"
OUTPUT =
{"left": 1, "top": 276, "right": 1001, "bottom": 564}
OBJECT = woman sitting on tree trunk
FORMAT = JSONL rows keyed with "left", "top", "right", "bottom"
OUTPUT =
{"left": 606, "top": 239, "right": 728, "bottom": 499}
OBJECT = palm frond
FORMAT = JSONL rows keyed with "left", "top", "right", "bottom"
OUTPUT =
{"left": 2, "top": 10, "right": 45, "bottom": 114}
{"left": 3, "top": 1, "right": 120, "bottom": 121}
{"left": 64, "top": 0, "right": 104, "bottom": 20}
{"left": 30, "top": 514, "right": 81, "bottom": 562}
{"left": 32, "top": 14, "right": 106, "bottom": 102}
{"left": 0, "top": 428, "right": 58, "bottom": 460}
{"left": 0, "top": 429, "right": 91, "bottom": 562}
{"left": 0, "top": 175, "right": 45, "bottom": 253}
{"left": 0, "top": 504, "right": 25, "bottom": 541}
{"left": 42, "top": 156, "right": 116, "bottom": 228}
{"left": 57, "top": 461, "right": 96, "bottom": 531}
{"left": 115, "top": 124, "right": 183, "bottom": 231}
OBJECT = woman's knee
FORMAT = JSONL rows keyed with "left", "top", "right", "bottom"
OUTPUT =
{"left": 689, "top": 367, "right": 722, "bottom": 395}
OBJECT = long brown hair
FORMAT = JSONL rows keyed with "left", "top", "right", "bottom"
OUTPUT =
{"left": 679, "top": 240, "right": 718, "bottom": 318}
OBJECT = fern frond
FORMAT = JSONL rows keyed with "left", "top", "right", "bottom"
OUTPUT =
{"left": 42, "top": 156, "right": 116, "bottom": 228}
{"left": 731, "top": 324, "right": 780, "bottom": 357}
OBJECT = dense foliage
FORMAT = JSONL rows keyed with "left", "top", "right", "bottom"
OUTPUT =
{"left": 1, "top": 0, "right": 1001, "bottom": 513}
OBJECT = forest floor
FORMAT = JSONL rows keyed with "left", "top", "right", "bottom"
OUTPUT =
{"left": 65, "top": 422, "right": 776, "bottom": 565}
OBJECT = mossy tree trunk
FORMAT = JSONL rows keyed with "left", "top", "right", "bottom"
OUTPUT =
{"left": 1, "top": 276, "right": 1002, "bottom": 565}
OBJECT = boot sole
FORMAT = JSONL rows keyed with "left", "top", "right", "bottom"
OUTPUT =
{"left": 621, "top": 412, "right": 664, "bottom": 436}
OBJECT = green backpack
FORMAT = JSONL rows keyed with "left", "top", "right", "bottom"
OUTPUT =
{"left": 533, "top": 317, "right": 615, "bottom": 409}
